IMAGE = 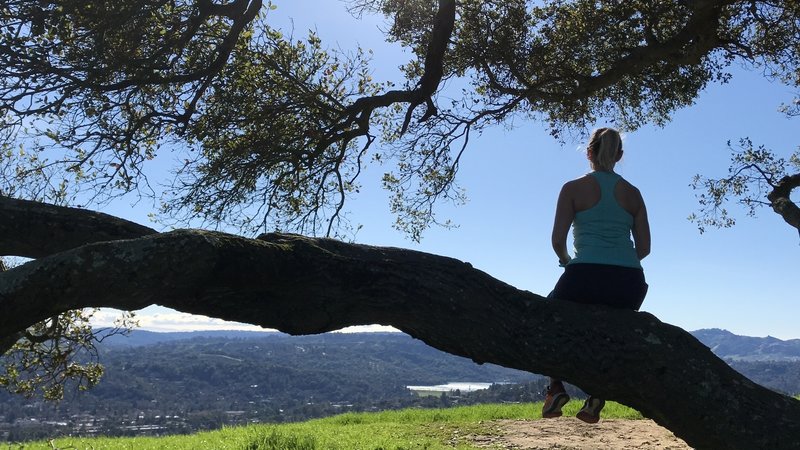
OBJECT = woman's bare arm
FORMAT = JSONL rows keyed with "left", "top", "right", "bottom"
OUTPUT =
{"left": 632, "top": 189, "right": 651, "bottom": 260}
{"left": 551, "top": 183, "right": 575, "bottom": 265}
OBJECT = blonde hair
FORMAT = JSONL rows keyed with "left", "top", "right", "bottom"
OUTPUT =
{"left": 587, "top": 128, "right": 622, "bottom": 172}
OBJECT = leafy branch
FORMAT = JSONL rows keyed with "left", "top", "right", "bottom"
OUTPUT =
{"left": 0, "top": 259, "right": 138, "bottom": 400}
{"left": 690, "top": 138, "right": 800, "bottom": 233}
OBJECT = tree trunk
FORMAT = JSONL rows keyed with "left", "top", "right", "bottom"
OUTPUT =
{"left": 1, "top": 196, "right": 799, "bottom": 449}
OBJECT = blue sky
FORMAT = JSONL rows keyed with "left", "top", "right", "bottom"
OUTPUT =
{"left": 95, "top": 2, "right": 799, "bottom": 339}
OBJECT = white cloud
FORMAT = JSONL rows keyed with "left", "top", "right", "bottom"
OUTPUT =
{"left": 91, "top": 308, "right": 398, "bottom": 333}
{"left": 336, "top": 325, "right": 398, "bottom": 333}
{"left": 91, "top": 308, "right": 272, "bottom": 332}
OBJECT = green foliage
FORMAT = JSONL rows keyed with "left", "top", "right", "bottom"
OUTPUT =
{"left": 689, "top": 138, "right": 800, "bottom": 232}
{"left": 0, "top": 0, "right": 258, "bottom": 197}
{"left": 456, "top": 1, "right": 717, "bottom": 130}
{"left": 380, "top": 114, "right": 468, "bottom": 241}
{"left": 165, "top": 25, "right": 382, "bottom": 235}
{"left": 0, "top": 144, "right": 75, "bottom": 206}
{"left": 1, "top": 311, "right": 101, "bottom": 400}
{"left": 0, "top": 308, "right": 137, "bottom": 401}
{"left": 2, "top": 1, "right": 798, "bottom": 239}
{"left": 0, "top": 257, "right": 138, "bottom": 401}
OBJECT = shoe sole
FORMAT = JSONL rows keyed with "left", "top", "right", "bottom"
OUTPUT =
{"left": 542, "top": 393, "right": 570, "bottom": 418}
{"left": 576, "top": 410, "right": 600, "bottom": 424}
{"left": 576, "top": 398, "right": 605, "bottom": 424}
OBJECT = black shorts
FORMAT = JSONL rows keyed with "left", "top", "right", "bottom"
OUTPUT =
{"left": 549, "top": 263, "right": 648, "bottom": 310}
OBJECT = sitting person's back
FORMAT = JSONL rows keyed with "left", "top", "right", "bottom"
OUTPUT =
{"left": 543, "top": 127, "right": 651, "bottom": 422}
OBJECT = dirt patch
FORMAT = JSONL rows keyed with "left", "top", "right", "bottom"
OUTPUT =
{"left": 469, "top": 418, "right": 693, "bottom": 450}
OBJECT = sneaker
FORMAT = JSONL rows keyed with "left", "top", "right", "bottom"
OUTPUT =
{"left": 542, "top": 388, "right": 570, "bottom": 418}
{"left": 576, "top": 396, "right": 605, "bottom": 424}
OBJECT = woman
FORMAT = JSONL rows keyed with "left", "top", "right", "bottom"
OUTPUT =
{"left": 542, "top": 127, "right": 651, "bottom": 424}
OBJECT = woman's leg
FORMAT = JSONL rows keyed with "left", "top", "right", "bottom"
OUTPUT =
{"left": 545, "top": 265, "right": 643, "bottom": 422}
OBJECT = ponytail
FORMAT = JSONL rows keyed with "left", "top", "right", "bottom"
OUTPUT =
{"left": 587, "top": 128, "right": 622, "bottom": 172}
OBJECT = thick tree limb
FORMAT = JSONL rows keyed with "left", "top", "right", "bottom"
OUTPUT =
{"left": 1, "top": 199, "right": 800, "bottom": 449}
{"left": 0, "top": 196, "right": 156, "bottom": 258}
{"left": 338, "top": 0, "right": 455, "bottom": 137}
{"left": 768, "top": 173, "right": 800, "bottom": 231}
{"left": 399, "top": 0, "right": 455, "bottom": 134}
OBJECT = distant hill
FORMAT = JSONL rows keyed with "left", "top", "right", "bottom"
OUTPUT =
{"left": 690, "top": 328, "right": 800, "bottom": 361}
{"left": 0, "top": 332, "right": 542, "bottom": 439}
{"left": 106, "top": 328, "right": 800, "bottom": 362}
{"left": 99, "top": 328, "right": 800, "bottom": 397}
{"left": 2, "top": 328, "right": 799, "bottom": 441}
{"left": 101, "top": 329, "right": 285, "bottom": 347}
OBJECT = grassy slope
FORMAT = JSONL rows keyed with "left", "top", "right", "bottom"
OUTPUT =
{"left": 19, "top": 401, "right": 645, "bottom": 450}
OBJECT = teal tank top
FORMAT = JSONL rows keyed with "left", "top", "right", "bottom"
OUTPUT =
{"left": 569, "top": 171, "right": 642, "bottom": 269}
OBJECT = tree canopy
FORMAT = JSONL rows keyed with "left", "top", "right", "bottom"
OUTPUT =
{"left": 2, "top": 1, "right": 800, "bottom": 448}
{"left": 1, "top": 0, "right": 797, "bottom": 238}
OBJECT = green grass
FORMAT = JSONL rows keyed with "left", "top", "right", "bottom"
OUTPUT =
{"left": 14, "top": 401, "right": 644, "bottom": 450}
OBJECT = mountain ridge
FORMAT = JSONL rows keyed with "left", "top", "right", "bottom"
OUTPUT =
{"left": 691, "top": 328, "right": 800, "bottom": 361}
{"left": 105, "top": 328, "right": 800, "bottom": 361}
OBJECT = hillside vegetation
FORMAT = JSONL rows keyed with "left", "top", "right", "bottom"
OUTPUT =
{"left": 0, "top": 333, "right": 542, "bottom": 441}
{"left": 2, "top": 330, "right": 798, "bottom": 442}
{"left": 21, "top": 402, "right": 645, "bottom": 450}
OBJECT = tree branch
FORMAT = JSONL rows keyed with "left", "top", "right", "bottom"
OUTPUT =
{"left": 399, "top": 0, "right": 455, "bottom": 133}
{"left": 0, "top": 196, "right": 157, "bottom": 258}
{"left": 339, "top": 0, "right": 455, "bottom": 136}
{"left": 0, "top": 200, "right": 799, "bottom": 448}
{"left": 767, "top": 173, "right": 800, "bottom": 230}
{"left": 521, "top": 0, "right": 728, "bottom": 103}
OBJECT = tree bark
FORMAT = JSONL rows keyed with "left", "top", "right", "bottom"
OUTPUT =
{"left": 768, "top": 173, "right": 800, "bottom": 231}
{"left": 0, "top": 196, "right": 156, "bottom": 258}
{"left": 1, "top": 197, "right": 799, "bottom": 449}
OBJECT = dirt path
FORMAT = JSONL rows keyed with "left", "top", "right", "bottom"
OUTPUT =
{"left": 468, "top": 418, "right": 693, "bottom": 450}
